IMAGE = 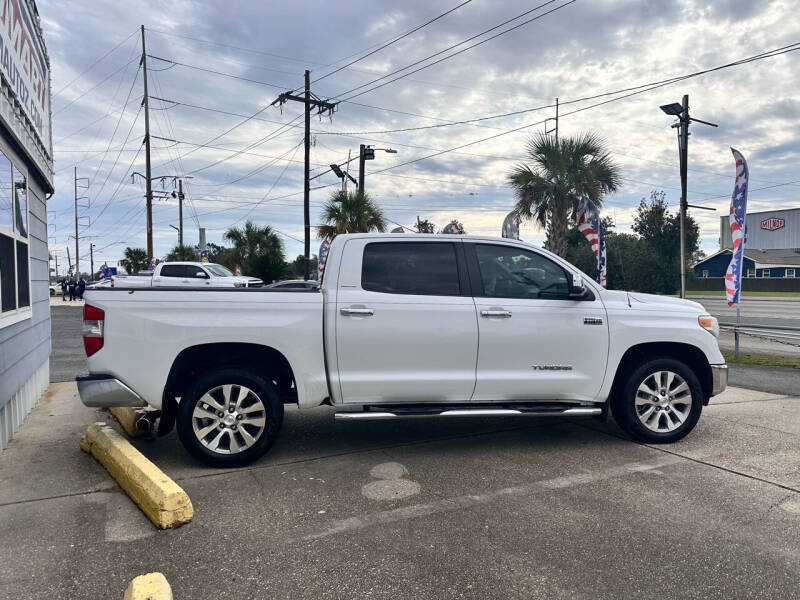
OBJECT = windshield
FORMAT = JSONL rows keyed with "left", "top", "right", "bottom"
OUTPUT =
{"left": 204, "top": 264, "right": 234, "bottom": 277}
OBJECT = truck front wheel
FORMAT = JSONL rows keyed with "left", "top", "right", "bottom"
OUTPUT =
{"left": 612, "top": 358, "right": 703, "bottom": 444}
{"left": 177, "top": 368, "right": 284, "bottom": 467}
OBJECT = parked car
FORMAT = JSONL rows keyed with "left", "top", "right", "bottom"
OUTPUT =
{"left": 76, "top": 234, "right": 726, "bottom": 467}
{"left": 115, "top": 262, "right": 262, "bottom": 288}
{"left": 266, "top": 279, "right": 319, "bottom": 290}
{"left": 49, "top": 283, "right": 58, "bottom": 296}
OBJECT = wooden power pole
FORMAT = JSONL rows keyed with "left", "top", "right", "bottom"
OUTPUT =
{"left": 272, "top": 71, "right": 336, "bottom": 280}
{"left": 141, "top": 25, "right": 154, "bottom": 260}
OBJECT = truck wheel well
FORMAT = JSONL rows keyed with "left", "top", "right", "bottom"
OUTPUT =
{"left": 159, "top": 343, "right": 297, "bottom": 436}
{"left": 609, "top": 342, "right": 712, "bottom": 405}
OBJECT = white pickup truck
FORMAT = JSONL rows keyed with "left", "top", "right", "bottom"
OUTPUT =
{"left": 77, "top": 234, "right": 727, "bottom": 466}
{"left": 115, "top": 261, "right": 263, "bottom": 288}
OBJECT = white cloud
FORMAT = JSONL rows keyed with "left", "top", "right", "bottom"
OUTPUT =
{"left": 40, "top": 0, "right": 800, "bottom": 267}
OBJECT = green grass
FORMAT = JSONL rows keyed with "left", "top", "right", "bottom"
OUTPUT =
{"left": 723, "top": 352, "right": 800, "bottom": 369}
{"left": 686, "top": 291, "right": 800, "bottom": 298}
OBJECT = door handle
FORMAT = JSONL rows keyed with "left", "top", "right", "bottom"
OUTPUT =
{"left": 481, "top": 309, "right": 512, "bottom": 318}
{"left": 341, "top": 307, "right": 374, "bottom": 316}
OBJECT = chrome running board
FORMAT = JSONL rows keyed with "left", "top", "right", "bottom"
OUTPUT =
{"left": 334, "top": 406, "right": 602, "bottom": 421}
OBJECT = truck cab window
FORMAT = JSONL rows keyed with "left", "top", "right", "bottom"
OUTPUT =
{"left": 159, "top": 265, "right": 185, "bottom": 278}
{"left": 361, "top": 242, "right": 461, "bottom": 296}
{"left": 474, "top": 244, "right": 569, "bottom": 299}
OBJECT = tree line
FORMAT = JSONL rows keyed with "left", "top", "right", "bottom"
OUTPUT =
{"left": 118, "top": 131, "right": 700, "bottom": 293}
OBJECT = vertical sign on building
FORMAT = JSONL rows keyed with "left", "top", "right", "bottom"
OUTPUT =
{"left": 724, "top": 148, "right": 749, "bottom": 306}
{"left": 0, "top": 0, "right": 51, "bottom": 150}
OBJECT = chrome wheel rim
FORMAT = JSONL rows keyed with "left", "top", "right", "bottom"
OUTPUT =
{"left": 634, "top": 371, "right": 692, "bottom": 433}
{"left": 191, "top": 384, "right": 266, "bottom": 454}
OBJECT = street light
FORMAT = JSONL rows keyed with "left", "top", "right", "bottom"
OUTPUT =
{"left": 659, "top": 94, "right": 718, "bottom": 299}
{"left": 359, "top": 145, "right": 397, "bottom": 192}
{"left": 329, "top": 163, "right": 358, "bottom": 191}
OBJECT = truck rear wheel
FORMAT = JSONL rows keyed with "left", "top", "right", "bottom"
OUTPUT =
{"left": 612, "top": 358, "right": 703, "bottom": 444}
{"left": 177, "top": 368, "right": 283, "bottom": 467}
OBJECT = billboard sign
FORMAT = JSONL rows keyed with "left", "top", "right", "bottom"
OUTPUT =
{"left": 0, "top": 0, "right": 50, "bottom": 151}
{"left": 760, "top": 217, "right": 785, "bottom": 232}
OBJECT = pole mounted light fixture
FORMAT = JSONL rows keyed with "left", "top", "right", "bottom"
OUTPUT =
{"left": 659, "top": 95, "right": 718, "bottom": 299}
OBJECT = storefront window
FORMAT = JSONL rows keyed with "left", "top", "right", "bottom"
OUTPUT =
{"left": 0, "top": 150, "right": 30, "bottom": 319}
{"left": 0, "top": 153, "right": 10, "bottom": 232}
{"left": 13, "top": 167, "right": 26, "bottom": 238}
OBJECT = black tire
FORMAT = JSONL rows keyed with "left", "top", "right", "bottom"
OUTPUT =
{"left": 611, "top": 358, "right": 703, "bottom": 444}
{"left": 49, "top": 288, "right": 55, "bottom": 296}
{"left": 177, "top": 367, "right": 284, "bottom": 467}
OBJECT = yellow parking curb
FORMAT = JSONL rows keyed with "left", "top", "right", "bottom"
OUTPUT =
{"left": 82, "top": 422, "right": 193, "bottom": 529}
{"left": 109, "top": 406, "right": 149, "bottom": 437}
{"left": 123, "top": 572, "right": 173, "bottom": 599}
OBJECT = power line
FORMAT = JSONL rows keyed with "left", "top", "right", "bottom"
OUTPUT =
{"left": 332, "top": 0, "right": 575, "bottom": 101}
{"left": 53, "top": 56, "right": 141, "bottom": 116}
{"left": 230, "top": 143, "right": 304, "bottom": 226}
{"left": 311, "top": 0, "right": 473, "bottom": 84}
{"left": 363, "top": 42, "right": 800, "bottom": 179}
{"left": 52, "top": 28, "right": 139, "bottom": 99}
{"left": 147, "top": 55, "right": 286, "bottom": 89}
{"left": 146, "top": 28, "right": 322, "bottom": 67}
{"left": 83, "top": 66, "right": 143, "bottom": 211}
{"left": 81, "top": 104, "right": 144, "bottom": 230}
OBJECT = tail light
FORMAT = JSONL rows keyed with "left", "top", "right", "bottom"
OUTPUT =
{"left": 82, "top": 304, "right": 105, "bottom": 357}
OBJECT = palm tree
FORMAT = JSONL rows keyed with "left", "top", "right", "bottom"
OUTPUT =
{"left": 165, "top": 244, "right": 198, "bottom": 261}
{"left": 508, "top": 133, "right": 621, "bottom": 257}
{"left": 223, "top": 220, "right": 286, "bottom": 282}
{"left": 317, "top": 190, "right": 386, "bottom": 239}
{"left": 119, "top": 247, "right": 149, "bottom": 275}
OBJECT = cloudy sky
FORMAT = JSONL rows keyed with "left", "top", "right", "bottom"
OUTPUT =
{"left": 40, "top": 0, "right": 800, "bottom": 271}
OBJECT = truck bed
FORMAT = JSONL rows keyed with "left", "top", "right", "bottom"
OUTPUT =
{"left": 83, "top": 287, "right": 328, "bottom": 410}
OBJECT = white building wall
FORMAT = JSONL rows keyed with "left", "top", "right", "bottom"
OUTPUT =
{"left": 721, "top": 207, "right": 800, "bottom": 250}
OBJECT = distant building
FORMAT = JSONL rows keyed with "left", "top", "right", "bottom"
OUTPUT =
{"left": 693, "top": 208, "right": 800, "bottom": 278}
{"left": 0, "top": 1, "right": 54, "bottom": 451}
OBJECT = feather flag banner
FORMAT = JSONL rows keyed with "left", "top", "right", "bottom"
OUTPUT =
{"left": 576, "top": 198, "right": 607, "bottom": 288}
{"left": 501, "top": 210, "right": 520, "bottom": 240}
{"left": 724, "top": 148, "right": 749, "bottom": 306}
{"left": 317, "top": 238, "right": 331, "bottom": 282}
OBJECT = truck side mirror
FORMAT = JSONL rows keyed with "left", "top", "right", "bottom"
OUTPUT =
{"left": 568, "top": 272, "right": 588, "bottom": 298}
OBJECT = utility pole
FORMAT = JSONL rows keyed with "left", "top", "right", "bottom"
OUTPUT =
{"left": 90, "top": 244, "right": 95, "bottom": 281}
{"left": 545, "top": 97, "right": 559, "bottom": 140}
{"left": 140, "top": 25, "right": 154, "bottom": 260}
{"left": 66, "top": 246, "right": 71, "bottom": 275}
{"left": 358, "top": 144, "right": 367, "bottom": 192}
{"left": 74, "top": 167, "right": 78, "bottom": 278}
{"left": 660, "top": 95, "right": 717, "bottom": 299}
{"left": 272, "top": 72, "right": 337, "bottom": 280}
{"left": 303, "top": 70, "right": 311, "bottom": 279}
{"left": 54, "top": 254, "right": 58, "bottom": 278}
{"left": 357, "top": 145, "right": 395, "bottom": 193}
{"left": 678, "top": 94, "right": 689, "bottom": 300}
{"left": 177, "top": 179, "right": 184, "bottom": 246}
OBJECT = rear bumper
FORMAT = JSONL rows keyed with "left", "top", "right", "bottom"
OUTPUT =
{"left": 76, "top": 374, "right": 148, "bottom": 408}
{"left": 710, "top": 364, "right": 728, "bottom": 397}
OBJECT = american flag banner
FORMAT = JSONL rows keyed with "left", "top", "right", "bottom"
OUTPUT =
{"left": 501, "top": 210, "right": 520, "bottom": 240}
{"left": 317, "top": 238, "right": 331, "bottom": 282}
{"left": 725, "top": 148, "right": 749, "bottom": 306}
{"left": 576, "top": 198, "right": 607, "bottom": 288}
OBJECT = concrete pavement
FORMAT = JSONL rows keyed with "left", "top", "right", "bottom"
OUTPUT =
{"left": 0, "top": 381, "right": 798, "bottom": 599}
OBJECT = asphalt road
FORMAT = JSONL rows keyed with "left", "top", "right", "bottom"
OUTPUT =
{"left": 692, "top": 296, "right": 800, "bottom": 328}
{"left": 1, "top": 382, "right": 798, "bottom": 599}
{"left": 1, "top": 306, "right": 794, "bottom": 598}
